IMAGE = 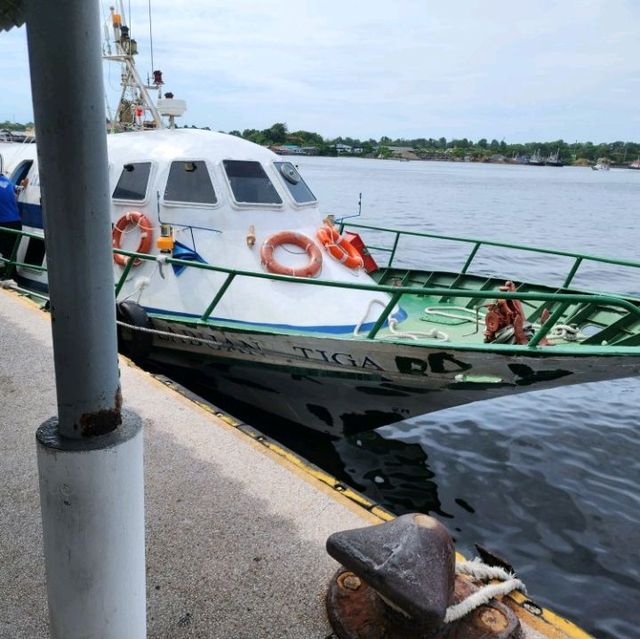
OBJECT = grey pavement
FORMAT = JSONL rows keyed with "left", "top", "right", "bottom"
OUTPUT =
{"left": 0, "top": 289, "right": 381, "bottom": 639}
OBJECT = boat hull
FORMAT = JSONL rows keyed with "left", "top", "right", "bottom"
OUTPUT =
{"left": 134, "top": 318, "right": 640, "bottom": 435}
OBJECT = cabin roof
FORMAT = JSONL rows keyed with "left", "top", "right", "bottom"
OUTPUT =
{"left": 107, "top": 128, "right": 280, "bottom": 165}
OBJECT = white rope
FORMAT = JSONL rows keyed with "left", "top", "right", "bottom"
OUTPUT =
{"left": 388, "top": 317, "right": 449, "bottom": 342}
{"left": 353, "top": 298, "right": 387, "bottom": 336}
{"left": 423, "top": 306, "right": 586, "bottom": 342}
{"left": 444, "top": 558, "right": 527, "bottom": 624}
{"left": 118, "top": 218, "right": 146, "bottom": 235}
{"left": 455, "top": 558, "right": 519, "bottom": 582}
{"left": 117, "top": 320, "right": 219, "bottom": 346}
{"left": 353, "top": 299, "right": 449, "bottom": 341}
{"left": 424, "top": 305, "right": 487, "bottom": 337}
{"left": 445, "top": 579, "right": 526, "bottom": 623}
{"left": 424, "top": 306, "right": 487, "bottom": 322}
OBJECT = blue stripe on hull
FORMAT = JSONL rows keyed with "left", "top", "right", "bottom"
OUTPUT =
{"left": 144, "top": 305, "right": 409, "bottom": 335}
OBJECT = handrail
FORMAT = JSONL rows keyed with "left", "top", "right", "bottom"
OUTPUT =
{"left": 3, "top": 226, "right": 640, "bottom": 349}
{"left": 109, "top": 248, "right": 640, "bottom": 311}
{"left": 107, "top": 248, "right": 640, "bottom": 346}
{"left": 339, "top": 221, "right": 640, "bottom": 273}
{"left": 0, "top": 227, "right": 47, "bottom": 275}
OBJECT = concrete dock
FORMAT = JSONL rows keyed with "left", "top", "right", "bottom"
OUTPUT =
{"left": 0, "top": 288, "right": 385, "bottom": 638}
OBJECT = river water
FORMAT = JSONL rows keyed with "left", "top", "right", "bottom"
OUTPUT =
{"left": 291, "top": 158, "right": 639, "bottom": 639}
{"left": 190, "top": 158, "right": 640, "bottom": 638}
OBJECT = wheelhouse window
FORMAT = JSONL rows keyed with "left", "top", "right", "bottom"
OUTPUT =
{"left": 10, "top": 159, "right": 33, "bottom": 187}
{"left": 274, "top": 162, "right": 316, "bottom": 204}
{"left": 223, "top": 160, "right": 282, "bottom": 205}
{"left": 164, "top": 160, "right": 217, "bottom": 205}
{"left": 112, "top": 162, "right": 151, "bottom": 200}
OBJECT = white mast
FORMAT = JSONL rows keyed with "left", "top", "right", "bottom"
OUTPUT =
{"left": 103, "top": 4, "right": 165, "bottom": 130}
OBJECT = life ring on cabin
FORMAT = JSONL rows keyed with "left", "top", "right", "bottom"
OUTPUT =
{"left": 316, "top": 223, "right": 364, "bottom": 270}
{"left": 112, "top": 211, "right": 153, "bottom": 267}
{"left": 260, "top": 231, "right": 323, "bottom": 278}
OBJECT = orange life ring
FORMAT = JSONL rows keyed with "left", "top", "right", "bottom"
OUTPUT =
{"left": 112, "top": 211, "right": 153, "bottom": 267}
{"left": 260, "top": 231, "right": 323, "bottom": 278}
{"left": 316, "top": 223, "right": 364, "bottom": 269}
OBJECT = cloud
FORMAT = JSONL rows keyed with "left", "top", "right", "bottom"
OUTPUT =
{"left": 1, "top": 0, "right": 640, "bottom": 142}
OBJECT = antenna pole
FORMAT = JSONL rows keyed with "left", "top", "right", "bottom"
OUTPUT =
{"left": 104, "top": 4, "right": 164, "bottom": 129}
{"left": 148, "top": 0, "right": 155, "bottom": 75}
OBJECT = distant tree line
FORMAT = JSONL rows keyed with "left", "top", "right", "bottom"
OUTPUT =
{"left": 5, "top": 119, "right": 639, "bottom": 163}
{"left": 0, "top": 120, "right": 35, "bottom": 131}
{"left": 224, "top": 123, "right": 640, "bottom": 164}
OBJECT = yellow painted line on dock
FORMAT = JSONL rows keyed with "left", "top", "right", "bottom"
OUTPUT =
{"left": 196, "top": 379, "right": 594, "bottom": 639}
{"left": 128, "top": 359, "right": 390, "bottom": 524}
{"left": 506, "top": 590, "right": 593, "bottom": 639}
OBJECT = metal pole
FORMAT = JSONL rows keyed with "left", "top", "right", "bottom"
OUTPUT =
{"left": 24, "top": 1, "right": 146, "bottom": 637}
{"left": 26, "top": 0, "right": 120, "bottom": 436}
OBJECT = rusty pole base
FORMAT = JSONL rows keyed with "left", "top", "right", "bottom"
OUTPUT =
{"left": 326, "top": 567, "right": 521, "bottom": 639}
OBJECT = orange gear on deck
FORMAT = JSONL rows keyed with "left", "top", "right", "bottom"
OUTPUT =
{"left": 484, "top": 281, "right": 528, "bottom": 345}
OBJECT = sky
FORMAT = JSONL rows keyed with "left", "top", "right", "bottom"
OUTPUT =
{"left": 1, "top": 0, "right": 640, "bottom": 143}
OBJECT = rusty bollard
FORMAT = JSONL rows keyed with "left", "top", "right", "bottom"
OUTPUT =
{"left": 325, "top": 513, "right": 520, "bottom": 639}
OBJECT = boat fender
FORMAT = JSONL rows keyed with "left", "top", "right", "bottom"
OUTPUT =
{"left": 116, "top": 300, "right": 153, "bottom": 362}
{"left": 260, "top": 231, "right": 323, "bottom": 277}
{"left": 316, "top": 223, "right": 364, "bottom": 270}
{"left": 112, "top": 211, "right": 154, "bottom": 267}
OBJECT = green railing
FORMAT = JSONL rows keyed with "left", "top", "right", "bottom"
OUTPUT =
{"left": 3, "top": 226, "right": 640, "bottom": 350}
{"left": 337, "top": 221, "right": 640, "bottom": 289}
{"left": 109, "top": 249, "right": 640, "bottom": 349}
{"left": 0, "top": 227, "right": 48, "bottom": 274}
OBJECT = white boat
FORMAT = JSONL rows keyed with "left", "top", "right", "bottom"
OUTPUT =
{"left": 545, "top": 148, "right": 563, "bottom": 167}
{"left": 528, "top": 148, "right": 545, "bottom": 166}
{"left": 592, "top": 158, "right": 611, "bottom": 171}
{"left": 1, "top": 10, "right": 640, "bottom": 436}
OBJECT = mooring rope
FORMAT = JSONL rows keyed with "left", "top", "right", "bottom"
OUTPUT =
{"left": 444, "top": 558, "right": 527, "bottom": 623}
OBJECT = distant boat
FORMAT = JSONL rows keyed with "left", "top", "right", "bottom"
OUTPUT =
{"left": 545, "top": 148, "right": 563, "bottom": 167}
{"left": 629, "top": 158, "right": 640, "bottom": 170}
{"left": 592, "top": 158, "right": 611, "bottom": 171}
{"left": 528, "top": 148, "right": 545, "bottom": 166}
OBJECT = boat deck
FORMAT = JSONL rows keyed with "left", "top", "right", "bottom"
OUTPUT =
{"left": 369, "top": 268, "right": 640, "bottom": 348}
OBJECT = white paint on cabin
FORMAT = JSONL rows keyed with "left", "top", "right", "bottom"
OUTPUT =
{"left": 4, "top": 130, "right": 392, "bottom": 332}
